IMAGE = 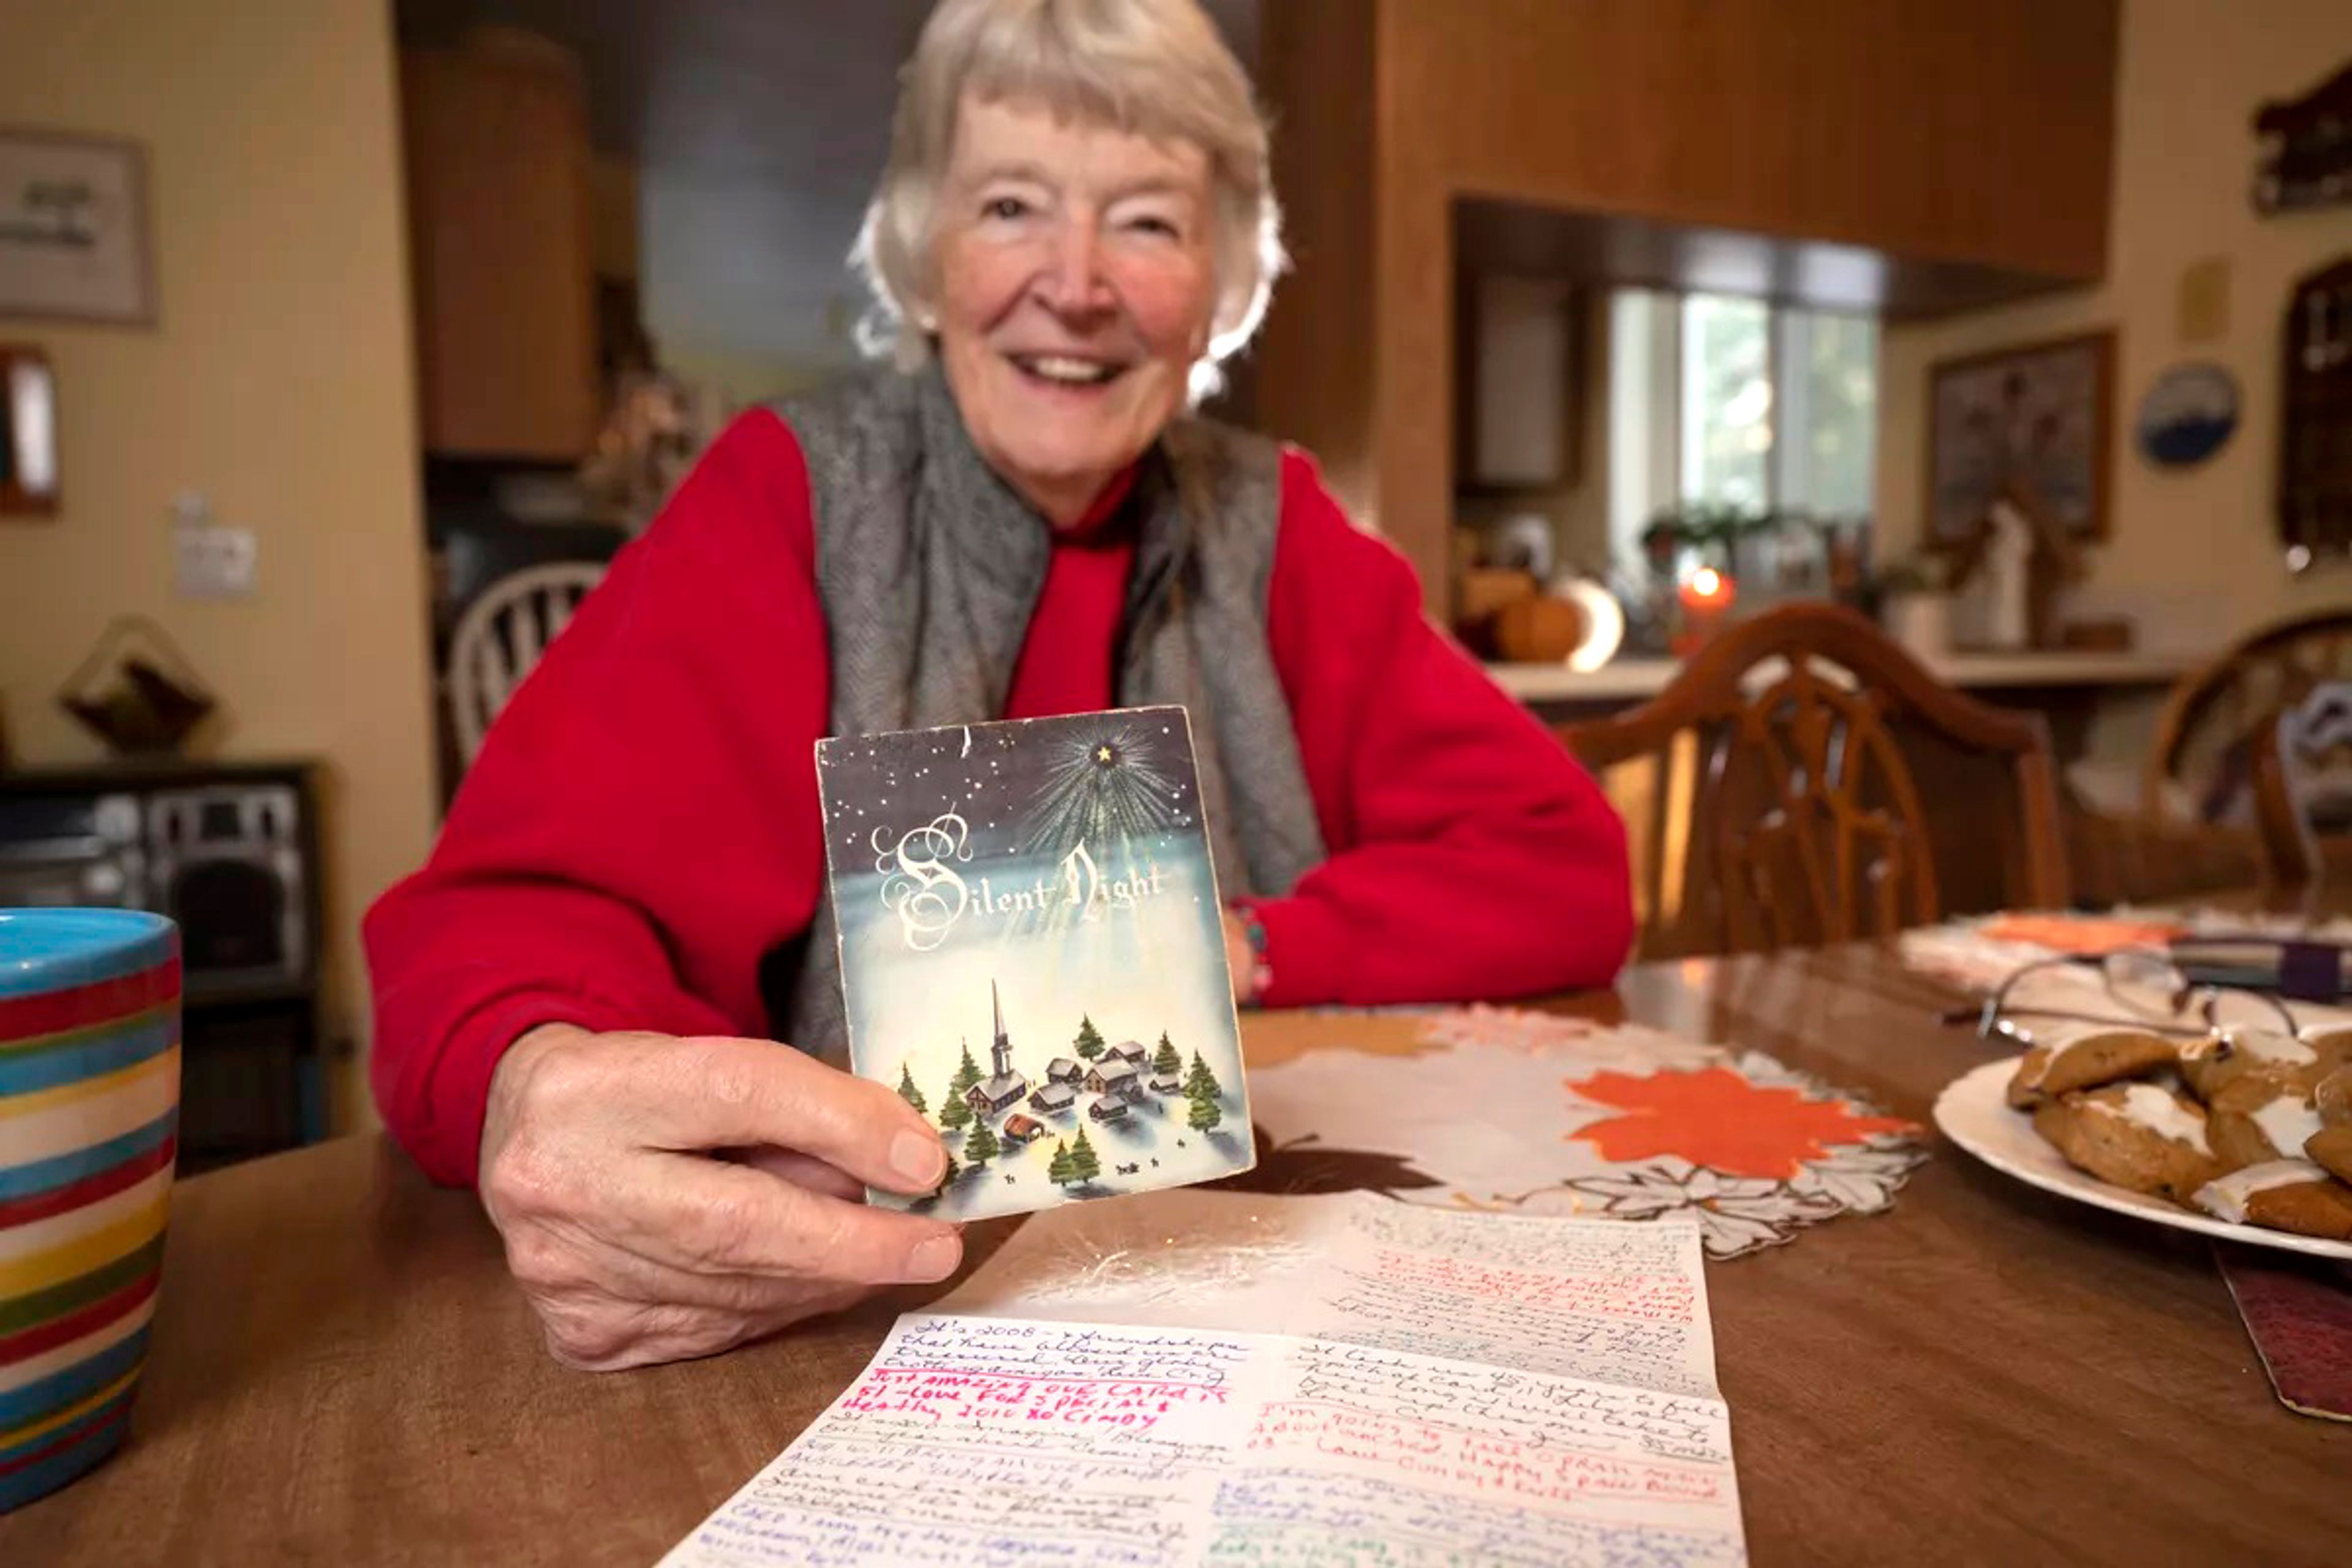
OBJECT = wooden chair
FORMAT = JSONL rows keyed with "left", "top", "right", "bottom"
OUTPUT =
{"left": 447, "top": 560, "right": 605, "bottom": 765}
{"left": 2146, "top": 609, "right": 2352, "bottom": 826}
{"left": 1561, "top": 604, "right": 2069, "bottom": 958}
{"left": 2248, "top": 680, "right": 2352, "bottom": 913}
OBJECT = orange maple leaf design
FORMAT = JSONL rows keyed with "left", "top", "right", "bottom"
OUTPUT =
{"left": 1564, "top": 1066, "right": 1917, "bottom": 1180}
{"left": 1977, "top": 913, "right": 2185, "bottom": 954}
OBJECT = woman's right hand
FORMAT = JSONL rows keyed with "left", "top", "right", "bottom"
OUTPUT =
{"left": 476, "top": 1023, "right": 962, "bottom": 1371}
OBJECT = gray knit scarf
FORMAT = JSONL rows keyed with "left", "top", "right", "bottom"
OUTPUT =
{"left": 769, "top": 366, "right": 1328, "bottom": 1063}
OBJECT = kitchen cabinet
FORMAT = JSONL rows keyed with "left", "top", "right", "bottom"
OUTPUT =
{"left": 1256, "top": 0, "right": 2120, "bottom": 616}
{"left": 401, "top": 29, "right": 598, "bottom": 461}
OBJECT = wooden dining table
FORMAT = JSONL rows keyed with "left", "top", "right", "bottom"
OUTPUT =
{"left": 4, "top": 944, "right": 2346, "bottom": 1566}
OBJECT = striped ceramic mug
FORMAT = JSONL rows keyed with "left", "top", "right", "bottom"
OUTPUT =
{"left": 0, "top": 910, "right": 179, "bottom": 1512}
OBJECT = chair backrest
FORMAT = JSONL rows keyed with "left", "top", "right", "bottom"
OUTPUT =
{"left": 2249, "top": 679, "right": 2352, "bottom": 906}
{"left": 1561, "top": 603, "right": 2069, "bottom": 958}
{"left": 2146, "top": 609, "right": 2352, "bottom": 823}
{"left": 447, "top": 561, "right": 605, "bottom": 765}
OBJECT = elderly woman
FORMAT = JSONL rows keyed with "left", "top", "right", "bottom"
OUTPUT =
{"left": 365, "top": 0, "right": 1632, "bottom": 1371}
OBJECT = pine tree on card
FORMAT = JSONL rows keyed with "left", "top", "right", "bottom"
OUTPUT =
{"left": 1068, "top": 1125, "right": 1102, "bottom": 1185}
{"left": 1185, "top": 1049, "right": 1223, "bottom": 1102}
{"left": 951, "top": 1040, "right": 983, "bottom": 1096}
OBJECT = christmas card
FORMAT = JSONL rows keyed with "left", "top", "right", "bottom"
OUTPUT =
{"left": 815, "top": 706, "right": 1255, "bottom": 1221}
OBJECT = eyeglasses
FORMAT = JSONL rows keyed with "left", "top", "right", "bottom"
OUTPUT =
{"left": 1944, "top": 946, "right": 2303, "bottom": 1043}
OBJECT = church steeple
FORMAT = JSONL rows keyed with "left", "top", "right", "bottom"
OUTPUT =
{"left": 990, "top": 979, "right": 1012, "bottom": 1079}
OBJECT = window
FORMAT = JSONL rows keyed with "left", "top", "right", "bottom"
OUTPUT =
{"left": 1777, "top": 307, "right": 1879, "bottom": 519}
{"left": 1607, "top": 289, "right": 1879, "bottom": 564}
{"left": 1681, "top": 294, "right": 1773, "bottom": 511}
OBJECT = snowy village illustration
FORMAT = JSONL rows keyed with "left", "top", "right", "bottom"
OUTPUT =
{"left": 815, "top": 707, "right": 1255, "bottom": 1221}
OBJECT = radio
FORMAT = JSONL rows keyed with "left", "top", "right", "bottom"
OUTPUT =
{"left": 0, "top": 760, "right": 323, "bottom": 1166}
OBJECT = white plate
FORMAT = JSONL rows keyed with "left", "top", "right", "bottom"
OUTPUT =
{"left": 1932, "top": 1056, "right": 2352, "bottom": 1262}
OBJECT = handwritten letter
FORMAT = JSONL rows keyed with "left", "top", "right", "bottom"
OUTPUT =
{"left": 941, "top": 1190, "right": 1720, "bottom": 1398}
{"left": 1303, "top": 1197, "right": 1719, "bottom": 1398}
{"left": 1218, "top": 1337, "right": 1744, "bottom": 1567}
{"left": 662, "top": 1316, "right": 1244, "bottom": 1567}
{"left": 666, "top": 1194, "right": 1751, "bottom": 1566}
{"left": 662, "top": 1314, "right": 1746, "bottom": 1568}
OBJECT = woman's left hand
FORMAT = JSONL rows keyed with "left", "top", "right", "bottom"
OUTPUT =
{"left": 1223, "top": 910, "right": 1253, "bottom": 1004}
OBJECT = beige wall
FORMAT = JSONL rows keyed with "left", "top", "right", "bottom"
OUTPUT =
{"left": 1877, "top": 0, "right": 2352, "bottom": 650}
{"left": 0, "top": 0, "right": 436, "bottom": 1121}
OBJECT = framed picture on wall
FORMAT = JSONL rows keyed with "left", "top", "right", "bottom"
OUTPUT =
{"left": 0, "top": 128, "right": 155, "bottom": 326}
{"left": 1926, "top": 329, "right": 2114, "bottom": 545}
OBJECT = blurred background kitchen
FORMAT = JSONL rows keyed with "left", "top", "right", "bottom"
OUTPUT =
{"left": 2, "top": 0, "right": 2348, "bottom": 1166}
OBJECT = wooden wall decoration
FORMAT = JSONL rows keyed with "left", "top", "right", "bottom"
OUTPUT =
{"left": 2254, "top": 60, "right": 2352, "bottom": 216}
{"left": 2278, "top": 256, "right": 2352, "bottom": 570}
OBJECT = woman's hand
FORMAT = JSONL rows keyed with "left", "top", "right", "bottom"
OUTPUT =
{"left": 1223, "top": 910, "right": 1257, "bottom": 1005}
{"left": 477, "top": 1023, "right": 960, "bottom": 1371}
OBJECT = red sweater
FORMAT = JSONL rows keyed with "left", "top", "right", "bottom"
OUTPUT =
{"left": 364, "top": 410, "right": 1633, "bottom": 1185}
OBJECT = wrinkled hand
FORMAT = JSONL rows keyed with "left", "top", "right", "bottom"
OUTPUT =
{"left": 477, "top": 1023, "right": 960, "bottom": 1371}
{"left": 1223, "top": 910, "right": 1253, "bottom": 1004}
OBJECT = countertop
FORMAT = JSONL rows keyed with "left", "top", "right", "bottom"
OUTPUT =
{"left": 1490, "top": 649, "right": 2200, "bottom": 704}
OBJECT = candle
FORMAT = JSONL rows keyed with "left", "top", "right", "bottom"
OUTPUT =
{"left": 1673, "top": 567, "right": 1737, "bottom": 654}
{"left": 1682, "top": 566, "right": 1733, "bottom": 608}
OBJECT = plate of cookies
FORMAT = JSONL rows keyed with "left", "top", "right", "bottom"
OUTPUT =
{"left": 1933, "top": 1022, "right": 2352, "bottom": 1258}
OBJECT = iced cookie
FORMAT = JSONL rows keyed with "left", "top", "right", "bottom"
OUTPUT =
{"left": 2305, "top": 1125, "right": 2352, "bottom": 1187}
{"left": 2179, "top": 1029, "right": 2324, "bottom": 1104}
{"left": 2315, "top": 1065, "right": 2352, "bottom": 1129}
{"left": 2032, "top": 1083, "right": 2225, "bottom": 1203}
{"left": 2192, "top": 1159, "right": 2352, "bottom": 1242}
{"left": 2207, "top": 1087, "right": 2324, "bottom": 1169}
{"left": 2295, "top": 1025, "right": 2352, "bottom": 1064}
{"left": 2004, "top": 1022, "right": 2179, "bottom": 1110}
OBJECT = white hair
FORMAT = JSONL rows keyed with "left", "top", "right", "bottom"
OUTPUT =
{"left": 851, "top": 0, "right": 1285, "bottom": 403}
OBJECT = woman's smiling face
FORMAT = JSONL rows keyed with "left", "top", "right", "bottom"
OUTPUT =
{"left": 931, "top": 94, "right": 1216, "bottom": 526}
